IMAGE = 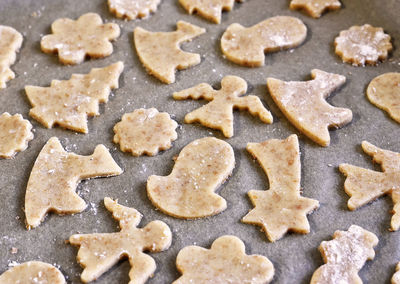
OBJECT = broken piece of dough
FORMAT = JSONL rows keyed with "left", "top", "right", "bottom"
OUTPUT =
{"left": 339, "top": 141, "right": 400, "bottom": 231}
{"left": 311, "top": 225, "right": 378, "bottom": 284}
{"left": 267, "top": 69, "right": 352, "bottom": 147}
{"left": 367, "top": 72, "right": 400, "bottom": 123}
{"left": 113, "top": 108, "right": 178, "bottom": 156}
{"left": 0, "top": 113, "right": 34, "bottom": 159}
{"left": 41, "top": 13, "right": 120, "bottom": 65}
{"left": 393, "top": 263, "right": 400, "bottom": 284}
{"left": 174, "top": 235, "right": 274, "bottom": 283}
{"left": 173, "top": 75, "right": 272, "bottom": 138}
{"left": 221, "top": 16, "right": 307, "bottom": 67}
{"left": 134, "top": 21, "right": 206, "bottom": 84}
{"left": 25, "top": 137, "right": 123, "bottom": 229}
{"left": 69, "top": 197, "right": 172, "bottom": 284}
{"left": 25, "top": 62, "right": 123, "bottom": 133}
{"left": 289, "top": 0, "right": 341, "bottom": 18}
{"left": 0, "top": 25, "right": 23, "bottom": 89}
{"left": 243, "top": 135, "right": 319, "bottom": 242}
{"left": 334, "top": 24, "right": 392, "bottom": 66}
{"left": 108, "top": 0, "right": 161, "bottom": 20}
{"left": 147, "top": 137, "right": 234, "bottom": 218}
{"left": 0, "top": 261, "right": 66, "bottom": 284}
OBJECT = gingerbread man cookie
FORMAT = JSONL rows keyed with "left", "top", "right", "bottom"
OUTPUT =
{"left": 0, "top": 25, "right": 23, "bottom": 89}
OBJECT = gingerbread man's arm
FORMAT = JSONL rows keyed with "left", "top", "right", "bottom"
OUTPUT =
{"left": 362, "top": 141, "right": 400, "bottom": 172}
{"left": 104, "top": 197, "right": 142, "bottom": 230}
{"left": 173, "top": 83, "right": 216, "bottom": 101}
{"left": 234, "top": 95, "right": 273, "bottom": 124}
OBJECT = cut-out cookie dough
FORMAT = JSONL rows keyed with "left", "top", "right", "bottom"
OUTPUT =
{"left": 0, "top": 25, "right": 23, "bottom": 89}
{"left": 41, "top": 13, "right": 120, "bottom": 65}
{"left": 267, "top": 69, "right": 352, "bottom": 147}
{"left": 221, "top": 16, "right": 307, "bottom": 67}
{"left": 289, "top": 0, "right": 341, "bottom": 18}
{"left": 69, "top": 197, "right": 172, "bottom": 284}
{"left": 179, "top": 0, "right": 243, "bottom": 24}
{"left": 147, "top": 137, "right": 234, "bottom": 218}
{"left": 134, "top": 21, "right": 205, "bottom": 84}
{"left": 311, "top": 225, "right": 378, "bottom": 284}
{"left": 0, "top": 113, "right": 33, "bottom": 159}
{"left": 174, "top": 235, "right": 274, "bottom": 283}
{"left": 0, "top": 261, "right": 66, "bottom": 284}
{"left": 108, "top": 0, "right": 161, "bottom": 20}
{"left": 367, "top": 72, "right": 400, "bottom": 123}
{"left": 339, "top": 141, "right": 400, "bottom": 231}
{"left": 113, "top": 108, "right": 178, "bottom": 156}
{"left": 243, "top": 135, "right": 319, "bottom": 242}
{"left": 25, "top": 137, "right": 122, "bottom": 229}
{"left": 25, "top": 62, "right": 123, "bottom": 133}
{"left": 393, "top": 263, "right": 400, "bottom": 284}
{"left": 173, "top": 75, "right": 272, "bottom": 138}
{"left": 334, "top": 24, "right": 392, "bottom": 66}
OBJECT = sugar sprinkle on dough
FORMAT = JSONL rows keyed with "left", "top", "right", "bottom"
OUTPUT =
{"left": 108, "top": 0, "right": 161, "bottom": 20}
{"left": 0, "top": 25, "right": 23, "bottom": 89}
{"left": 290, "top": 0, "right": 341, "bottom": 18}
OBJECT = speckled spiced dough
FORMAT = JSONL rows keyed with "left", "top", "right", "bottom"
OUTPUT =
{"left": 25, "top": 137, "right": 122, "bottom": 229}
{"left": 174, "top": 235, "right": 274, "bottom": 283}
{"left": 41, "top": 13, "right": 120, "bottom": 65}
{"left": 221, "top": 16, "right": 307, "bottom": 67}
{"left": 108, "top": 0, "right": 161, "bottom": 20}
{"left": 69, "top": 197, "right": 172, "bottom": 284}
{"left": 311, "top": 225, "right": 378, "bottom": 284}
{"left": 339, "top": 141, "right": 400, "bottom": 231}
{"left": 134, "top": 21, "right": 205, "bottom": 84}
{"left": 0, "top": 25, "right": 23, "bottom": 89}
{"left": 0, "top": 113, "right": 33, "bottom": 159}
{"left": 242, "top": 135, "right": 319, "bottom": 242}
{"left": 267, "top": 69, "right": 352, "bottom": 147}
{"left": 113, "top": 108, "right": 178, "bottom": 156}
{"left": 393, "top": 263, "right": 400, "bottom": 284}
{"left": 289, "top": 0, "right": 341, "bottom": 18}
{"left": 147, "top": 137, "right": 235, "bottom": 219}
{"left": 173, "top": 75, "right": 272, "bottom": 138}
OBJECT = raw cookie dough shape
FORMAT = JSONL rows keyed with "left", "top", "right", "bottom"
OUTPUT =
{"left": 173, "top": 235, "right": 274, "bottom": 283}
{"left": 108, "top": 0, "right": 161, "bottom": 20}
{"left": 367, "top": 72, "right": 400, "bottom": 123}
{"left": 69, "top": 197, "right": 172, "bottom": 284}
{"left": 25, "top": 62, "right": 123, "bottom": 133}
{"left": 221, "top": 16, "right": 307, "bottom": 67}
{"left": 393, "top": 263, "right": 400, "bottom": 284}
{"left": 25, "top": 137, "right": 123, "bottom": 229}
{"left": 173, "top": 75, "right": 272, "bottom": 138}
{"left": 334, "top": 24, "right": 392, "bottom": 66}
{"left": 339, "top": 141, "right": 400, "bottom": 231}
{"left": 0, "top": 25, "right": 23, "bottom": 89}
{"left": 0, "top": 112, "right": 34, "bottom": 159}
{"left": 0, "top": 261, "right": 66, "bottom": 284}
{"left": 113, "top": 108, "right": 178, "bottom": 156}
{"left": 147, "top": 137, "right": 235, "bottom": 218}
{"left": 310, "top": 225, "right": 378, "bottom": 284}
{"left": 134, "top": 21, "right": 206, "bottom": 84}
{"left": 267, "top": 69, "right": 352, "bottom": 147}
{"left": 242, "top": 135, "right": 319, "bottom": 242}
{"left": 41, "top": 13, "right": 120, "bottom": 65}
{"left": 289, "top": 0, "right": 341, "bottom": 18}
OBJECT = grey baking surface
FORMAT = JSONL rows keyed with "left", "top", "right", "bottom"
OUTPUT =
{"left": 0, "top": 0, "right": 399, "bottom": 283}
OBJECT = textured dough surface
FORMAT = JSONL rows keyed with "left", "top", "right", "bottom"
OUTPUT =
{"left": 108, "top": 0, "right": 161, "bottom": 20}
{"left": 289, "top": 0, "right": 341, "bottom": 18}
{"left": 0, "top": 25, "right": 23, "bottom": 89}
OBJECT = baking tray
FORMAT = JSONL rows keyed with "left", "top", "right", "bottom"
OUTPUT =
{"left": 0, "top": 0, "right": 399, "bottom": 283}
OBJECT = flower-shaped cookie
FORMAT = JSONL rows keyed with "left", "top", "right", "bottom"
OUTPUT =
{"left": 108, "top": 0, "right": 161, "bottom": 20}
{"left": 0, "top": 25, "right": 23, "bottom": 89}
{"left": 0, "top": 261, "right": 66, "bottom": 283}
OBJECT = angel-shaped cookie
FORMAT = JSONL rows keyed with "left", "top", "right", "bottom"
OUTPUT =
{"left": 0, "top": 261, "right": 66, "bottom": 283}
{"left": 0, "top": 25, "right": 23, "bottom": 89}
{"left": 290, "top": 0, "right": 341, "bottom": 18}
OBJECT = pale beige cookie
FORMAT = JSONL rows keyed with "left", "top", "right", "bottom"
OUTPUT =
{"left": 69, "top": 197, "right": 172, "bottom": 284}
{"left": 41, "top": 13, "right": 120, "bottom": 65}
{"left": 25, "top": 137, "right": 123, "bottom": 229}
{"left": 134, "top": 21, "right": 206, "bottom": 84}
{"left": 113, "top": 108, "right": 178, "bottom": 156}
{"left": 310, "top": 225, "right": 378, "bottom": 284}
{"left": 0, "top": 261, "right": 66, "bottom": 284}
{"left": 0, "top": 25, "right": 23, "bottom": 89}
{"left": 393, "top": 263, "right": 400, "bottom": 284}
{"left": 334, "top": 24, "right": 392, "bottom": 66}
{"left": 367, "top": 73, "right": 400, "bottom": 123}
{"left": 339, "top": 141, "right": 400, "bottom": 231}
{"left": 173, "top": 235, "right": 274, "bottom": 283}
{"left": 25, "top": 62, "right": 123, "bottom": 133}
{"left": 147, "top": 137, "right": 234, "bottom": 218}
{"left": 108, "top": 0, "right": 161, "bottom": 20}
{"left": 289, "top": 0, "right": 341, "bottom": 18}
{"left": 221, "top": 16, "right": 307, "bottom": 67}
{"left": 0, "top": 113, "right": 33, "bottom": 159}
{"left": 267, "top": 69, "right": 352, "bottom": 147}
{"left": 173, "top": 75, "right": 272, "bottom": 138}
{"left": 242, "top": 135, "right": 319, "bottom": 242}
